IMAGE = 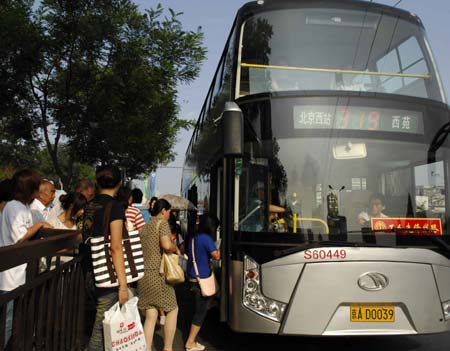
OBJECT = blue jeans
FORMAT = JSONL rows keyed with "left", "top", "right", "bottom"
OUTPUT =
{"left": 87, "top": 289, "right": 118, "bottom": 351}
{"left": 0, "top": 291, "right": 13, "bottom": 348}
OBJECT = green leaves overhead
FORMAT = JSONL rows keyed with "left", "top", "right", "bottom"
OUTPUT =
{"left": 0, "top": 0, "right": 205, "bottom": 186}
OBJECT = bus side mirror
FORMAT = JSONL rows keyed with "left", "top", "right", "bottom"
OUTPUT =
{"left": 223, "top": 102, "right": 243, "bottom": 156}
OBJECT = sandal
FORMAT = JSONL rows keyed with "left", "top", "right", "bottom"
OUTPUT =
{"left": 185, "top": 342, "right": 206, "bottom": 351}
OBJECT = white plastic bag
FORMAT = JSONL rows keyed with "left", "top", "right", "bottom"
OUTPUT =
{"left": 103, "top": 296, "right": 146, "bottom": 351}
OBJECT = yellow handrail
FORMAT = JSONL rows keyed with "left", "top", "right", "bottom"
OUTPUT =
{"left": 241, "top": 62, "right": 431, "bottom": 79}
{"left": 293, "top": 213, "right": 329, "bottom": 234}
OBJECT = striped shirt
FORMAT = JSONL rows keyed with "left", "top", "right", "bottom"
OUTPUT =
{"left": 126, "top": 206, "right": 145, "bottom": 232}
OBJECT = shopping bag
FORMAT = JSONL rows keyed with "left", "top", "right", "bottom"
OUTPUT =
{"left": 103, "top": 296, "right": 146, "bottom": 351}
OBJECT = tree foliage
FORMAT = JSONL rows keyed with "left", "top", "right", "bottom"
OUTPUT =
{"left": 0, "top": 0, "right": 41, "bottom": 170}
{"left": 0, "top": 0, "right": 206, "bottom": 187}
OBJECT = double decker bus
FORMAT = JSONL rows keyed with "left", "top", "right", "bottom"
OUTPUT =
{"left": 181, "top": 0, "right": 450, "bottom": 336}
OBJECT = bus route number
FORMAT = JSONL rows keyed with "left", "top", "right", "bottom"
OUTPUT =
{"left": 304, "top": 249, "right": 347, "bottom": 260}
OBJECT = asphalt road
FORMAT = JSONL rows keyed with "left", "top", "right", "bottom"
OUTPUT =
{"left": 150, "top": 283, "right": 450, "bottom": 351}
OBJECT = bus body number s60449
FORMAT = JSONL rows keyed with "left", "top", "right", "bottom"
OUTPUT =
{"left": 304, "top": 249, "right": 347, "bottom": 260}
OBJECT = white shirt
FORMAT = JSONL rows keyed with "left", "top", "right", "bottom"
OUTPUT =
{"left": 48, "top": 189, "right": 66, "bottom": 222}
{"left": 358, "top": 211, "right": 388, "bottom": 223}
{"left": 30, "top": 198, "right": 52, "bottom": 221}
{"left": 48, "top": 215, "right": 76, "bottom": 230}
{"left": 0, "top": 200, "right": 34, "bottom": 291}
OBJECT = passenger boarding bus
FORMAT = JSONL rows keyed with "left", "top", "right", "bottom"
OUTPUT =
{"left": 181, "top": 0, "right": 450, "bottom": 336}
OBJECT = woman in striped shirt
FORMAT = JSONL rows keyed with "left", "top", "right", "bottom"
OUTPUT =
{"left": 117, "top": 186, "right": 145, "bottom": 232}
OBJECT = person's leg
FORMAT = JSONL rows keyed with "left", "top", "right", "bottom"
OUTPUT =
{"left": 163, "top": 307, "right": 178, "bottom": 351}
{"left": 87, "top": 290, "right": 117, "bottom": 351}
{"left": 84, "top": 271, "right": 97, "bottom": 343}
{"left": 185, "top": 284, "right": 209, "bottom": 350}
{"left": 2, "top": 299, "right": 13, "bottom": 348}
{"left": 159, "top": 308, "right": 166, "bottom": 325}
{"left": 143, "top": 308, "right": 158, "bottom": 351}
{"left": 185, "top": 324, "right": 201, "bottom": 349}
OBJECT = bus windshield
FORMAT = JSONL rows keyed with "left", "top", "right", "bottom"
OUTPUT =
{"left": 239, "top": 7, "right": 445, "bottom": 102}
{"left": 238, "top": 98, "right": 450, "bottom": 238}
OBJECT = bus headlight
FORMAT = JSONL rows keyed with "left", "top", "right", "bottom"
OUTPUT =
{"left": 442, "top": 300, "right": 450, "bottom": 320}
{"left": 243, "top": 255, "right": 286, "bottom": 322}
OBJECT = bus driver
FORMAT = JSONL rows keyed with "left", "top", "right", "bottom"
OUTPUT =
{"left": 358, "top": 193, "right": 388, "bottom": 226}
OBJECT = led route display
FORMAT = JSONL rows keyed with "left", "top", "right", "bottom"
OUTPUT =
{"left": 293, "top": 105, "right": 424, "bottom": 134}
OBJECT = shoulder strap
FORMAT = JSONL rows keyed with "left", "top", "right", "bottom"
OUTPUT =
{"left": 122, "top": 217, "right": 137, "bottom": 278}
{"left": 191, "top": 237, "right": 201, "bottom": 278}
{"left": 102, "top": 201, "right": 116, "bottom": 283}
{"left": 102, "top": 201, "right": 114, "bottom": 241}
{"left": 102, "top": 200, "right": 138, "bottom": 281}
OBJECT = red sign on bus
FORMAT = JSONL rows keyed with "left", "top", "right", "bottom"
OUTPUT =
{"left": 370, "top": 218, "right": 442, "bottom": 235}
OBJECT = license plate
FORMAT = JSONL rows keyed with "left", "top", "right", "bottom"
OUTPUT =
{"left": 350, "top": 305, "right": 395, "bottom": 322}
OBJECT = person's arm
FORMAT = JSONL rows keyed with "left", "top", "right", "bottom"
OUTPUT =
{"left": 160, "top": 235, "right": 180, "bottom": 255}
{"left": 17, "top": 221, "right": 53, "bottom": 243}
{"left": 205, "top": 235, "right": 220, "bottom": 261}
{"left": 210, "top": 249, "right": 220, "bottom": 261}
{"left": 134, "top": 211, "right": 145, "bottom": 232}
{"left": 358, "top": 211, "right": 369, "bottom": 226}
{"left": 160, "top": 221, "right": 180, "bottom": 255}
{"left": 110, "top": 219, "right": 128, "bottom": 304}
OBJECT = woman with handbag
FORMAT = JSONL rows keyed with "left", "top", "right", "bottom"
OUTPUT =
{"left": 81, "top": 165, "right": 129, "bottom": 351}
{"left": 137, "top": 198, "right": 180, "bottom": 351}
{"left": 184, "top": 214, "right": 220, "bottom": 351}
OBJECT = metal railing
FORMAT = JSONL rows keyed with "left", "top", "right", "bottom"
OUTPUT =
{"left": 0, "top": 229, "right": 85, "bottom": 351}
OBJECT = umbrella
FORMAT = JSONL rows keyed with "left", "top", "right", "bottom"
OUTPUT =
{"left": 160, "top": 194, "right": 197, "bottom": 210}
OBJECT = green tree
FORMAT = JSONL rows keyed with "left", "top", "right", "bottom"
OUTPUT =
{"left": 2, "top": 0, "right": 205, "bottom": 186}
{"left": 0, "top": 0, "right": 41, "bottom": 171}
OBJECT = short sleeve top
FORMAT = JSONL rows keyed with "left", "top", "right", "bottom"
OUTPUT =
{"left": 80, "top": 194, "right": 126, "bottom": 273}
{"left": 0, "top": 200, "right": 34, "bottom": 246}
{"left": 82, "top": 194, "right": 125, "bottom": 238}
{"left": 186, "top": 233, "right": 218, "bottom": 279}
{"left": 0, "top": 200, "right": 34, "bottom": 291}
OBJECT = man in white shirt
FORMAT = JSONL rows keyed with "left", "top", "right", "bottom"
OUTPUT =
{"left": 30, "top": 179, "right": 56, "bottom": 221}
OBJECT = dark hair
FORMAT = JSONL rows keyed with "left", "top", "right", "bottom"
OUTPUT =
{"left": 0, "top": 179, "right": 14, "bottom": 202}
{"left": 149, "top": 196, "right": 158, "bottom": 216}
{"left": 12, "top": 169, "right": 42, "bottom": 205}
{"left": 116, "top": 186, "right": 131, "bottom": 210}
{"left": 168, "top": 211, "right": 178, "bottom": 234}
{"left": 60, "top": 192, "right": 87, "bottom": 218}
{"left": 197, "top": 213, "right": 220, "bottom": 237}
{"left": 152, "top": 198, "right": 171, "bottom": 216}
{"left": 75, "top": 179, "right": 94, "bottom": 192}
{"left": 95, "top": 165, "right": 122, "bottom": 189}
{"left": 131, "top": 188, "right": 143, "bottom": 204}
{"left": 369, "top": 193, "right": 386, "bottom": 205}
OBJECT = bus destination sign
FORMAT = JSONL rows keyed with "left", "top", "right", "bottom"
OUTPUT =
{"left": 293, "top": 105, "right": 424, "bottom": 134}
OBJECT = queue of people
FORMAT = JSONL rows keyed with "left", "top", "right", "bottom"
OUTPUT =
{"left": 0, "top": 166, "right": 220, "bottom": 351}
